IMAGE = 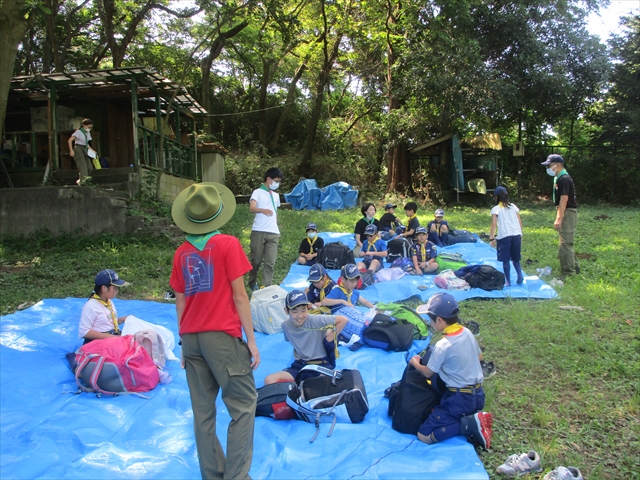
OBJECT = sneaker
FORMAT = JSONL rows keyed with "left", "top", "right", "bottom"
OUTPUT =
{"left": 481, "top": 360, "right": 496, "bottom": 379}
{"left": 461, "top": 411, "right": 493, "bottom": 450}
{"left": 496, "top": 450, "right": 542, "bottom": 477}
{"left": 463, "top": 320, "right": 480, "bottom": 335}
{"left": 543, "top": 466, "right": 583, "bottom": 480}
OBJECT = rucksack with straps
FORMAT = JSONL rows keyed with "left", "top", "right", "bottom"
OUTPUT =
{"left": 459, "top": 264, "right": 505, "bottom": 291}
{"left": 317, "top": 242, "right": 355, "bottom": 270}
{"left": 437, "top": 252, "right": 469, "bottom": 272}
{"left": 356, "top": 270, "right": 376, "bottom": 289}
{"left": 386, "top": 237, "right": 413, "bottom": 263}
{"left": 255, "top": 381, "right": 297, "bottom": 420}
{"left": 75, "top": 335, "right": 159, "bottom": 397}
{"left": 133, "top": 329, "right": 166, "bottom": 368}
{"left": 375, "top": 302, "right": 430, "bottom": 339}
{"left": 362, "top": 314, "right": 415, "bottom": 351}
{"left": 250, "top": 285, "right": 289, "bottom": 334}
{"left": 286, "top": 365, "right": 369, "bottom": 442}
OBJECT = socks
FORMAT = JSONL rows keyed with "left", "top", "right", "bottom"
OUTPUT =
{"left": 440, "top": 233, "right": 449, "bottom": 246}
{"left": 502, "top": 261, "right": 511, "bottom": 286}
{"left": 514, "top": 261, "right": 524, "bottom": 284}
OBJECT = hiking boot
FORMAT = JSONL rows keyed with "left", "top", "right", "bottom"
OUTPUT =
{"left": 481, "top": 360, "right": 496, "bottom": 379}
{"left": 543, "top": 466, "right": 583, "bottom": 480}
{"left": 460, "top": 411, "right": 493, "bottom": 450}
{"left": 496, "top": 450, "right": 542, "bottom": 477}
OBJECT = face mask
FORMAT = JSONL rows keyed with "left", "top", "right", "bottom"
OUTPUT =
{"left": 546, "top": 167, "right": 556, "bottom": 177}
{"left": 269, "top": 181, "right": 280, "bottom": 190}
{"left": 307, "top": 232, "right": 316, "bottom": 239}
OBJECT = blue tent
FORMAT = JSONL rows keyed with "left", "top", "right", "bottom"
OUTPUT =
{"left": 284, "top": 179, "right": 358, "bottom": 211}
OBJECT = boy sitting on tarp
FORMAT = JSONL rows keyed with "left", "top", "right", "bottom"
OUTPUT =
{"left": 297, "top": 222, "right": 324, "bottom": 266}
{"left": 357, "top": 224, "right": 388, "bottom": 273}
{"left": 264, "top": 290, "right": 347, "bottom": 384}
{"left": 409, "top": 293, "right": 493, "bottom": 450}
{"left": 427, "top": 209, "right": 449, "bottom": 247}
{"left": 411, "top": 226, "right": 439, "bottom": 275}
{"left": 304, "top": 264, "right": 335, "bottom": 313}
{"left": 322, "top": 264, "right": 376, "bottom": 313}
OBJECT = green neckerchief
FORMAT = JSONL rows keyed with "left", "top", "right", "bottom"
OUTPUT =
{"left": 80, "top": 128, "right": 89, "bottom": 152}
{"left": 362, "top": 216, "right": 374, "bottom": 225}
{"left": 186, "top": 231, "right": 220, "bottom": 251}
{"left": 553, "top": 169, "right": 568, "bottom": 203}
{"left": 259, "top": 184, "right": 277, "bottom": 212}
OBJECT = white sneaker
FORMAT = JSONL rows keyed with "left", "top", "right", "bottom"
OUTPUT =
{"left": 496, "top": 450, "right": 542, "bottom": 477}
{"left": 543, "top": 466, "right": 583, "bottom": 480}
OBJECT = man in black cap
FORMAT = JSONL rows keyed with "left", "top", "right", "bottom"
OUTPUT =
{"left": 541, "top": 154, "right": 579, "bottom": 277}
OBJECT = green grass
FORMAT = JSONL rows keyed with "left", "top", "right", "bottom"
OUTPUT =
{"left": 1, "top": 201, "right": 639, "bottom": 479}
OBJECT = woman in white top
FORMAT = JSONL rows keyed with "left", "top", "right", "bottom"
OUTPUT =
{"left": 78, "top": 269, "right": 128, "bottom": 344}
{"left": 489, "top": 186, "right": 524, "bottom": 286}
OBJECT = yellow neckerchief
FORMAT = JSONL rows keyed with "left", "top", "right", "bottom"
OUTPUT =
{"left": 365, "top": 236, "right": 379, "bottom": 252}
{"left": 443, "top": 323, "right": 463, "bottom": 336}
{"left": 337, "top": 285, "right": 353, "bottom": 305}
{"left": 91, "top": 293, "right": 120, "bottom": 333}
{"left": 407, "top": 214, "right": 417, "bottom": 223}
{"left": 296, "top": 318, "right": 341, "bottom": 360}
{"left": 306, "top": 235, "right": 318, "bottom": 249}
{"left": 417, "top": 240, "right": 427, "bottom": 260}
{"left": 432, "top": 218, "right": 443, "bottom": 234}
{"left": 318, "top": 277, "right": 332, "bottom": 301}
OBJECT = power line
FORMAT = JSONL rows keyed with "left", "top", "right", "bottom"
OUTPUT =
{"left": 203, "top": 102, "right": 294, "bottom": 117}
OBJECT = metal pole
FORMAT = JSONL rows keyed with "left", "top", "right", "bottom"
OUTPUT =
{"left": 131, "top": 78, "right": 140, "bottom": 168}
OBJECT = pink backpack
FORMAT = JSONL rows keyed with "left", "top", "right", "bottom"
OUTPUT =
{"left": 75, "top": 335, "right": 159, "bottom": 396}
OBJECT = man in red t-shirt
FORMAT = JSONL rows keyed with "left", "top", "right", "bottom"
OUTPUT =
{"left": 170, "top": 182, "right": 260, "bottom": 480}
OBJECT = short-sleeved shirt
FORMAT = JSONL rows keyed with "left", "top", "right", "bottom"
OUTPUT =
{"left": 354, "top": 218, "right": 380, "bottom": 239}
{"left": 427, "top": 327, "right": 484, "bottom": 388}
{"left": 410, "top": 241, "right": 437, "bottom": 263}
{"left": 554, "top": 173, "right": 577, "bottom": 208}
{"left": 250, "top": 187, "right": 281, "bottom": 234}
{"left": 325, "top": 285, "right": 361, "bottom": 313}
{"left": 406, "top": 216, "right": 420, "bottom": 239}
{"left": 490, "top": 203, "right": 522, "bottom": 240}
{"left": 281, "top": 314, "right": 337, "bottom": 361}
{"left": 379, "top": 213, "right": 399, "bottom": 231}
{"left": 71, "top": 128, "right": 91, "bottom": 147}
{"left": 78, "top": 298, "right": 119, "bottom": 339}
{"left": 307, "top": 278, "right": 336, "bottom": 303}
{"left": 427, "top": 219, "right": 449, "bottom": 236}
{"left": 299, "top": 236, "right": 325, "bottom": 255}
{"left": 170, "top": 233, "right": 252, "bottom": 337}
{"left": 361, "top": 238, "right": 387, "bottom": 255}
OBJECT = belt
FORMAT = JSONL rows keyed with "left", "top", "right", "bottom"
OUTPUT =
{"left": 448, "top": 383, "right": 483, "bottom": 394}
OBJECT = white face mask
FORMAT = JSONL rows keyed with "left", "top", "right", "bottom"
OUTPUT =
{"left": 269, "top": 181, "right": 280, "bottom": 190}
{"left": 307, "top": 232, "right": 316, "bottom": 239}
{"left": 546, "top": 167, "right": 556, "bottom": 177}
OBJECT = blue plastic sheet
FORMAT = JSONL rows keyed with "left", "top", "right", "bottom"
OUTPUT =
{"left": 1, "top": 298, "right": 488, "bottom": 479}
{"left": 284, "top": 180, "right": 359, "bottom": 211}
{"left": 281, "top": 232, "right": 558, "bottom": 302}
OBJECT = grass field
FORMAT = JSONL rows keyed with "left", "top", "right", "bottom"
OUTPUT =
{"left": 1, "top": 201, "right": 638, "bottom": 479}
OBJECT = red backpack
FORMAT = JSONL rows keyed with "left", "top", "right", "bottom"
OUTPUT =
{"left": 75, "top": 335, "right": 159, "bottom": 396}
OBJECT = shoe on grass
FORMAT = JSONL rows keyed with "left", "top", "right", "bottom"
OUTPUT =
{"left": 460, "top": 411, "right": 493, "bottom": 450}
{"left": 543, "top": 466, "right": 583, "bottom": 480}
{"left": 481, "top": 360, "right": 496, "bottom": 379}
{"left": 496, "top": 450, "right": 542, "bottom": 477}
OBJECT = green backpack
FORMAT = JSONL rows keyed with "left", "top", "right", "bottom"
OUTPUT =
{"left": 375, "top": 303, "right": 430, "bottom": 339}
{"left": 436, "top": 252, "right": 469, "bottom": 273}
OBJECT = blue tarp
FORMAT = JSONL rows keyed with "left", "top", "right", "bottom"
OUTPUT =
{"left": 1, "top": 298, "right": 489, "bottom": 479}
{"left": 281, "top": 232, "right": 558, "bottom": 302}
{"left": 284, "top": 179, "right": 359, "bottom": 211}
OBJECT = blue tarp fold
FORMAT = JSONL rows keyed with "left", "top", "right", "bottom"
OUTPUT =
{"left": 284, "top": 179, "right": 359, "bottom": 211}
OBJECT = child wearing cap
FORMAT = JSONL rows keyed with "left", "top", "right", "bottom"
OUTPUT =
{"left": 489, "top": 186, "right": 524, "bottom": 286}
{"left": 297, "top": 222, "right": 325, "bottom": 265}
{"left": 379, "top": 203, "right": 402, "bottom": 241}
{"left": 264, "top": 290, "right": 348, "bottom": 384}
{"left": 427, "top": 209, "right": 449, "bottom": 247}
{"left": 411, "top": 227, "right": 439, "bottom": 274}
{"left": 322, "top": 264, "right": 375, "bottom": 313}
{"left": 78, "top": 269, "right": 129, "bottom": 344}
{"left": 410, "top": 293, "right": 493, "bottom": 450}
{"left": 357, "top": 224, "right": 388, "bottom": 273}
{"left": 304, "top": 264, "right": 336, "bottom": 310}
{"left": 399, "top": 202, "right": 420, "bottom": 240}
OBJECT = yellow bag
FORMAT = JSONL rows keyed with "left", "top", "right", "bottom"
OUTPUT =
{"left": 88, "top": 149, "right": 101, "bottom": 170}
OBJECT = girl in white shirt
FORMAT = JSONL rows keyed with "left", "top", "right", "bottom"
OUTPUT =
{"left": 78, "top": 269, "right": 128, "bottom": 344}
{"left": 489, "top": 186, "right": 524, "bottom": 286}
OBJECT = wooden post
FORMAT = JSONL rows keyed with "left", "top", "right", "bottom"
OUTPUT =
{"left": 130, "top": 77, "right": 140, "bottom": 168}
{"left": 49, "top": 84, "right": 59, "bottom": 170}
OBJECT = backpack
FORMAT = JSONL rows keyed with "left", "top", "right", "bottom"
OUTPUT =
{"left": 250, "top": 285, "right": 289, "bottom": 334}
{"left": 437, "top": 252, "right": 469, "bottom": 272}
{"left": 387, "top": 351, "right": 442, "bottom": 434}
{"left": 255, "top": 382, "right": 297, "bottom": 420}
{"left": 286, "top": 366, "right": 369, "bottom": 442}
{"left": 460, "top": 264, "right": 505, "bottom": 291}
{"left": 446, "top": 229, "right": 478, "bottom": 245}
{"left": 434, "top": 269, "right": 471, "bottom": 290}
{"left": 133, "top": 329, "right": 166, "bottom": 368}
{"left": 387, "top": 237, "right": 413, "bottom": 263}
{"left": 356, "top": 270, "right": 376, "bottom": 290}
{"left": 375, "top": 302, "right": 430, "bottom": 339}
{"left": 362, "top": 314, "right": 416, "bottom": 351}
{"left": 75, "top": 335, "right": 160, "bottom": 396}
{"left": 317, "top": 242, "right": 355, "bottom": 270}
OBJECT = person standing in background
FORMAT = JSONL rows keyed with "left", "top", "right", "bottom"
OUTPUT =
{"left": 67, "top": 118, "right": 94, "bottom": 186}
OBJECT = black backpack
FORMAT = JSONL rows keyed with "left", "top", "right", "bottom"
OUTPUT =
{"left": 362, "top": 314, "right": 415, "bottom": 351}
{"left": 446, "top": 229, "right": 478, "bottom": 245}
{"left": 386, "top": 237, "right": 412, "bottom": 263}
{"left": 317, "top": 242, "right": 355, "bottom": 270}
{"left": 255, "top": 381, "right": 296, "bottom": 419}
{"left": 356, "top": 270, "right": 376, "bottom": 290}
{"left": 463, "top": 265, "right": 505, "bottom": 291}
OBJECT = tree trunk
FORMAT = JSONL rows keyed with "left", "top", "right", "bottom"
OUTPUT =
{"left": 271, "top": 63, "right": 306, "bottom": 151}
{"left": 0, "top": 0, "right": 33, "bottom": 137}
{"left": 257, "top": 58, "right": 275, "bottom": 148}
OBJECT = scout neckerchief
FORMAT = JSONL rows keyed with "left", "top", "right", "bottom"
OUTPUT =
{"left": 407, "top": 214, "right": 417, "bottom": 230}
{"left": 259, "top": 184, "right": 277, "bottom": 212}
{"left": 337, "top": 285, "right": 353, "bottom": 305}
{"left": 417, "top": 241, "right": 427, "bottom": 261}
{"left": 80, "top": 128, "right": 90, "bottom": 152}
{"left": 365, "top": 237, "right": 379, "bottom": 253}
{"left": 91, "top": 294, "right": 120, "bottom": 334}
{"left": 552, "top": 169, "right": 568, "bottom": 203}
{"left": 186, "top": 231, "right": 219, "bottom": 251}
{"left": 443, "top": 323, "right": 463, "bottom": 336}
{"left": 362, "top": 216, "right": 375, "bottom": 225}
{"left": 306, "top": 235, "right": 318, "bottom": 251}
{"left": 296, "top": 315, "right": 341, "bottom": 360}
{"left": 318, "top": 277, "right": 332, "bottom": 301}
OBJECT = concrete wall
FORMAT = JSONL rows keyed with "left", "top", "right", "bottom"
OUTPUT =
{"left": 201, "top": 152, "right": 225, "bottom": 184}
{"left": 0, "top": 187, "right": 130, "bottom": 237}
{"left": 140, "top": 168, "right": 195, "bottom": 203}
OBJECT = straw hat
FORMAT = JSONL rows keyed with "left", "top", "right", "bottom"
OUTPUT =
{"left": 172, "top": 182, "right": 236, "bottom": 234}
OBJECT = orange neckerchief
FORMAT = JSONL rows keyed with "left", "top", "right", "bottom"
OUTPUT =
{"left": 91, "top": 294, "right": 120, "bottom": 333}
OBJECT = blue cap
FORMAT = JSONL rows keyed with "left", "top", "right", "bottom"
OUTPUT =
{"left": 541, "top": 154, "right": 564, "bottom": 166}
{"left": 285, "top": 290, "right": 311, "bottom": 309}
{"left": 425, "top": 293, "right": 460, "bottom": 318}
{"left": 494, "top": 186, "right": 508, "bottom": 196}
{"left": 435, "top": 209, "right": 445, "bottom": 217}
{"left": 95, "top": 269, "right": 126, "bottom": 286}
{"left": 341, "top": 264, "right": 361, "bottom": 280}
{"left": 306, "top": 222, "right": 318, "bottom": 231}
{"left": 415, "top": 226, "right": 428, "bottom": 235}
{"left": 384, "top": 203, "right": 397, "bottom": 210}
{"left": 364, "top": 224, "right": 378, "bottom": 236}
{"left": 307, "top": 264, "right": 327, "bottom": 282}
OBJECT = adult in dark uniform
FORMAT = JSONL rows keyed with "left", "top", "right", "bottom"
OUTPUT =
{"left": 541, "top": 155, "right": 579, "bottom": 277}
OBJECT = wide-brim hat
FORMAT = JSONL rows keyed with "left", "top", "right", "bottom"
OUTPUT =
{"left": 172, "top": 182, "right": 236, "bottom": 235}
